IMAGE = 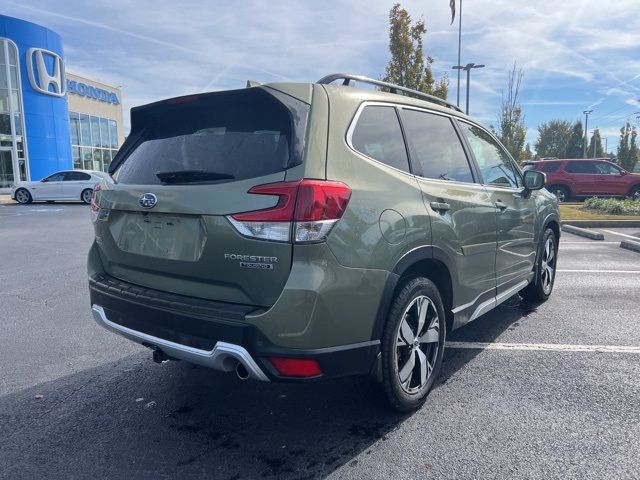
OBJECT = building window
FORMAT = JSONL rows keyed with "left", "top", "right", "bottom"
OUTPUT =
{"left": 69, "top": 110, "right": 119, "bottom": 172}
{"left": 0, "top": 38, "right": 28, "bottom": 188}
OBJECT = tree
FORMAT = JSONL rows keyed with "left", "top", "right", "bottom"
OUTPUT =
{"left": 524, "top": 143, "right": 533, "bottom": 160}
{"left": 587, "top": 129, "right": 604, "bottom": 158}
{"left": 617, "top": 122, "right": 639, "bottom": 172}
{"left": 383, "top": 4, "right": 448, "bottom": 99}
{"left": 566, "top": 120, "right": 584, "bottom": 158}
{"left": 494, "top": 63, "right": 526, "bottom": 161}
{"left": 534, "top": 119, "right": 572, "bottom": 158}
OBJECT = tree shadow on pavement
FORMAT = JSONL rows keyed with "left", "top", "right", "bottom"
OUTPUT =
{"left": 0, "top": 297, "right": 538, "bottom": 480}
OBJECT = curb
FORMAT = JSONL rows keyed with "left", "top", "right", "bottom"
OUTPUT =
{"left": 560, "top": 220, "right": 640, "bottom": 228}
{"left": 561, "top": 224, "right": 605, "bottom": 240}
{"left": 620, "top": 240, "right": 640, "bottom": 253}
{"left": 0, "top": 195, "right": 14, "bottom": 205}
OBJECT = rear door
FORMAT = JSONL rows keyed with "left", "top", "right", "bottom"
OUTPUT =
{"left": 457, "top": 121, "right": 536, "bottom": 294}
{"left": 61, "top": 171, "right": 91, "bottom": 199}
{"left": 399, "top": 107, "right": 498, "bottom": 320}
{"left": 564, "top": 161, "right": 599, "bottom": 195}
{"left": 94, "top": 87, "right": 310, "bottom": 307}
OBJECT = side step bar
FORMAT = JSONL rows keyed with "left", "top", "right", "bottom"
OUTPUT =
{"left": 91, "top": 304, "right": 269, "bottom": 382}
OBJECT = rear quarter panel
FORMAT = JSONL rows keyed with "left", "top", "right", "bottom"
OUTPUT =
{"left": 322, "top": 88, "right": 432, "bottom": 272}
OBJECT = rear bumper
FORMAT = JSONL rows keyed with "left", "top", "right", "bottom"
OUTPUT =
{"left": 89, "top": 273, "right": 379, "bottom": 382}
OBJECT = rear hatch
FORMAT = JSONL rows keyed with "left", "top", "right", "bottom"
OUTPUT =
{"left": 93, "top": 86, "right": 310, "bottom": 306}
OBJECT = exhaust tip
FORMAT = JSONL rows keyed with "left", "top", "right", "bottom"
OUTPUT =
{"left": 236, "top": 362, "right": 250, "bottom": 380}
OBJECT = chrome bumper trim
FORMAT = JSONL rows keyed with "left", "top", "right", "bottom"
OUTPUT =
{"left": 91, "top": 304, "right": 269, "bottom": 382}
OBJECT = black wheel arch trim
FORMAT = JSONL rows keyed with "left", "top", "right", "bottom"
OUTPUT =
{"left": 531, "top": 213, "right": 560, "bottom": 285}
{"left": 371, "top": 245, "right": 457, "bottom": 341}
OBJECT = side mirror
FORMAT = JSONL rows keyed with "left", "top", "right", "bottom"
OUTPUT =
{"left": 523, "top": 170, "right": 545, "bottom": 191}
{"left": 40, "top": 178, "right": 47, "bottom": 182}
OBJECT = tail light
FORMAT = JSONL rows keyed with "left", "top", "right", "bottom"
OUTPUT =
{"left": 227, "top": 179, "right": 351, "bottom": 243}
{"left": 90, "top": 183, "right": 102, "bottom": 213}
{"left": 269, "top": 357, "right": 322, "bottom": 377}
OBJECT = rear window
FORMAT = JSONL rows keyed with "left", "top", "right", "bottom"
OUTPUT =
{"left": 400, "top": 108, "right": 474, "bottom": 183}
{"left": 113, "top": 88, "right": 308, "bottom": 185}
{"left": 65, "top": 171, "right": 91, "bottom": 181}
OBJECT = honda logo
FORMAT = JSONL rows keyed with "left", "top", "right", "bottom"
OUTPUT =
{"left": 26, "top": 48, "right": 66, "bottom": 97}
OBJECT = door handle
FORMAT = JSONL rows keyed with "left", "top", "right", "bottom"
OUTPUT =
{"left": 495, "top": 200, "right": 508, "bottom": 211}
{"left": 430, "top": 201, "right": 451, "bottom": 213}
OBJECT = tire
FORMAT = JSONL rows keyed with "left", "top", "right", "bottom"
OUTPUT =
{"left": 81, "top": 188, "right": 93, "bottom": 205}
{"left": 629, "top": 185, "right": 640, "bottom": 201}
{"left": 548, "top": 185, "right": 570, "bottom": 202}
{"left": 15, "top": 188, "right": 32, "bottom": 204}
{"left": 381, "top": 277, "right": 446, "bottom": 412}
{"left": 520, "top": 227, "right": 558, "bottom": 302}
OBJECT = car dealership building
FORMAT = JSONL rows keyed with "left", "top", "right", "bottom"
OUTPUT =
{"left": 0, "top": 15, "right": 124, "bottom": 192}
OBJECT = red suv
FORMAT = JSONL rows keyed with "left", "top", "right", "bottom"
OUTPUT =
{"left": 524, "top": 159, "right": 640, "bottom": 202}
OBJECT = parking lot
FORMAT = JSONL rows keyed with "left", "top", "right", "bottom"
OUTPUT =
{"left": 1, "top": 203, "right": 640, "bottom": 479}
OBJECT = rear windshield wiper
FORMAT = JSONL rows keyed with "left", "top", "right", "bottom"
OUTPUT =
{"left": 155, "top": 170, "right": 235, "bottom": 184}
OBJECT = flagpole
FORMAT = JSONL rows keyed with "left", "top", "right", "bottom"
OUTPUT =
{"left": 456, "top": 0, "right": 462, "bottom": 107}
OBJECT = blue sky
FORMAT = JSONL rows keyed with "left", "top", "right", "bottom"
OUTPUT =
{"left": 4, "top": 0, "right": 640, "bottom": 153}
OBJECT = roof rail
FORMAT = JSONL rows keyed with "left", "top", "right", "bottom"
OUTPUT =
{"left": 317, "top": 73, "right": 463, "bottom": 113}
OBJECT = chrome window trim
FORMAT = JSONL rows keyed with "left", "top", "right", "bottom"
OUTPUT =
{"left": 345, "top": 101, "right": 478, "bottom": 186}
{"left": 345, "top": 101, "right": 414, "bottom": 176}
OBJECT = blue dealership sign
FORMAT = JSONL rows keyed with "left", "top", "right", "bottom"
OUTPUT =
{"left": 67, "top": 79, "right": 119, "bottom": 105}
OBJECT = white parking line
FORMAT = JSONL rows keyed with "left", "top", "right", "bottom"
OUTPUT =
{"left": 560, "top": 241, "right": 619, "bottom": 245}
{"left": 448, "top": 341, "right": 640, "bottom": 354}
{"left": 557, "top": 269, "right": 640, "bottom": 274}
{"left": 602, "top": 229, "right": 640, "bottom": 241}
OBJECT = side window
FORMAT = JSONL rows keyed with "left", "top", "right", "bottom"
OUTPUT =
{"left": 44, "top": 172, "right": 66, "bottom": 182}
{"left": 541, "top": 162, "right": 560, "bottom": 173}
{"left": 565, "top": 161, "right": 597, "bottom": 174}
{"left": 65, "top": 171, "right": 90, "bottom": 181}
{"left": 595, "top": 162, "right": 620, "bottom": 175}
{"left": 459, "top": 122, "right": 520, "bottom": 188}
{"left": 400, "top": 109, "right": 474, "bottom": 183}
{"left": 351, "top": 106, "right": 410, "bottom": 173}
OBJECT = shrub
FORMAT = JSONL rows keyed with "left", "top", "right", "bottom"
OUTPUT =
{"left": 584, "top": 197, "right": 640, "bottom": 215}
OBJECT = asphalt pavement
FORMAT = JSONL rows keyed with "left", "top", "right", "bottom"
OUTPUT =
{"left": 1, "top": 203, "right": 639, "bottom": 479}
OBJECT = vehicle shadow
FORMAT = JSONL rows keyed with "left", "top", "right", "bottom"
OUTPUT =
{"left": 0, "top": 297, "right": 539, "bottom": 480}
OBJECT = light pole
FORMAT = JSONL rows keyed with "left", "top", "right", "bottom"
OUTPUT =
{"left": 583, "top": 109, "right": 593, "bottom": 158}
{"left": 591, "top": 129, "right": 598, "bottom": 159}
{"left": 604, "top": 137, "right": 608, "bottom": 155}
{"left": 455, "top": 0, "right": 463, "bottom": 108}
{"left": 453, "top": 63, "right": 485, "bottom": 115}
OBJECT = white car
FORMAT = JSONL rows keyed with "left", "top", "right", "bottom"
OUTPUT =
{"left": 10, "top": 170, "right": 111, "bottom": 205}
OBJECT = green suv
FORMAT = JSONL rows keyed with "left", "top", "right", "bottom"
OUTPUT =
{"left": 88, "top": 74, "right": 559, "bottom": 411}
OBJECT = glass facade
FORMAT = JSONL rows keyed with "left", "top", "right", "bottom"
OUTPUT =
{"left": 0, "top": 39, "right": 28, "bottom": 188}
{"left": 69, "top": 111, "right": 118, "bottom": 171}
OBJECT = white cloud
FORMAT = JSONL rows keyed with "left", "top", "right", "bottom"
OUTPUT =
{"left": 2, "top": 0, "right": 639, "bottom": 152}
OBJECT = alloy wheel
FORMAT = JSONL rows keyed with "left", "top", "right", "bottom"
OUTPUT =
{"left": 16, "top": 189, "right": 29, "bottom": 204}
{"left": 540, "top": 236, "right": 556, "bottom": 294}
{"left": 553, "top": 189, "right": 566, "bottom": 202}
{"left": 82, "top": 189, "right": 93, "bottom": 204}
{"left": 395, "top": 295, "right": 440, "bottom": 394}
